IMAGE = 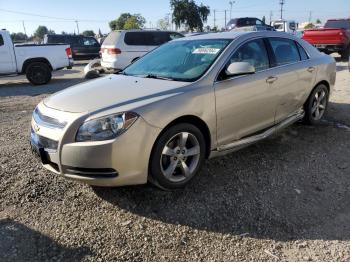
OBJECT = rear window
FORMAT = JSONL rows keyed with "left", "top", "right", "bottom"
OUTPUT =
{"left": 237, "top": 18, "right": 257, "bottom": 27}
{"left": 103, "top": 31, "right": 121, "bottom": 46}
{"left": 269, "top": 38, "right": 300, "bottom": 66}
{"left": 325, "top": 20, "right": 350, "bottom": 29}
{"left": 47, "top": 35, "right": 66, "bottom": 44}
{"left": 0, "top": 35, "right": 3, "bottom": 46}
{"left": 124, "top": 32, "right": 179, "bottom": 46}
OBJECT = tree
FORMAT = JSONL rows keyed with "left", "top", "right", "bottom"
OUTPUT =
{"left": 262, "top": 16, "right": 266, "bottom": 24}
{"left": 304, "top": 23, "right": 315, "bottom": 29}
{"left": 82, "top": 30, "right": 95, "bottom": 37}
{"left": 171, "top": 0, "right": 210, "bottom": 32}
{"left": 34, "top": 26, "right": 49, "bottom": 39}
{"left": 109, "top": 13, "right": 146, "bottom": 30}
{"left": 316, "top": 18, "right": 322, "bottom": 24}
{"left": 10, "top": 32, "right": 27, "bottom": 42}
{"left": 157, "top": 17, "right": 170, "bottom": 30}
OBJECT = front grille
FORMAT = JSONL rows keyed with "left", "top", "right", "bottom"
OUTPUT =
{"left": 33, "top": 107, "right": 67, "bottom": 129}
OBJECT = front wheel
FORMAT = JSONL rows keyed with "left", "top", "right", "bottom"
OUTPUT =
{"left": 149, "top": 123, "right": 206, "bottom": 190}
{"left": 303, "top": 84, "right": 329, "bottom": 125}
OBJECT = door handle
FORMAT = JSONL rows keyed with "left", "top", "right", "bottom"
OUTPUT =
{"left": 307, "top": 67, "right": 315, "bottom": 73}
{"left": 266, "top": 76, "right": 278, "bottom": 84}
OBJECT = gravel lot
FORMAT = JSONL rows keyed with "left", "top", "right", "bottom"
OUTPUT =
{"left": 0, "top": 59, "right": 350, "bottom": 262}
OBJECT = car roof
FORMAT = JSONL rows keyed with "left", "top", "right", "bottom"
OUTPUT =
{"left": 175, "top": 31, "right": 296, "bottom": 41}
{"left": 113, "top": 29, "right": 180, "bottom": 33}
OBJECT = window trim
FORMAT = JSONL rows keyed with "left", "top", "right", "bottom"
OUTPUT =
{"left": 295, "top": 41, "right": 310, "bottom": 61}
{"left": 215, "top": 36, "right": 272, "bottom": 82}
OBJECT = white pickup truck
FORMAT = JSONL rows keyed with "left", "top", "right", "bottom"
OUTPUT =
{"left": 0, "top": 29, "right": 73, "bottom": 85}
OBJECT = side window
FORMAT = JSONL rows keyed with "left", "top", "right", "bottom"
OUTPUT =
{"left": 0, "top": 35, "right": 4, "bottom": 46}
{"left": 228, "top": 38, "right": 270, "bottom": 72}
{"left": 256, "top": 19, "right": 263, "bottom": 25}
{"left": 269, "top": 38, "right": 300, "bottom": 66}
{"left": 125, "top": 32, "right": 153, "bottom": 46}
{"left": 151, "top": 32, "right": 170, "bottom": 45}
{"left": 169, "top": 32, "right": 183, "bottom": 40}
{"left": 296, "top": 42, "right": 309, "bottom": 60}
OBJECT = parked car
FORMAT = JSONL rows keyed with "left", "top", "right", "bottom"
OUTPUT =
{"left": 0, "top": 30, "right": 73, "bottom": 85}
{"left": 227, "top": 17, "right": 274, "bottom": 31}
{"left": 100, "top": 30, "right": 184, "bottom": 71}
{"left": 271, "top": 19, "right": 298, "bottom": 34}
{"left": 30, "top": 31, "right": 336, "bottom": 189}
{"left": 44, "top": 34, "right": 100, "bottom": 59}
{"left": 302, "top": 18, "right": 350, "bottom": 60}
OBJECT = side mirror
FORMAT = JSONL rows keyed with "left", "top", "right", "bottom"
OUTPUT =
{"left": 226, "top": 62, "right": 255, "bottom": 76}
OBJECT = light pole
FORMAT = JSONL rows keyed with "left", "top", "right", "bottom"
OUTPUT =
{"left": 229, "top": 1, "right": 235, "bottom": 21}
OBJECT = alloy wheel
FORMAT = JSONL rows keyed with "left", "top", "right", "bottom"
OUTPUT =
{"left": 160, "top": 132, "right": 200, "bottom": 183}
{"left": 311, "top": 89, "right": 327, "bottom": 120}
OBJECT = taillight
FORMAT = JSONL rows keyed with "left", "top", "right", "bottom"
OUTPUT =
{"left": 65, "top": 47, "right": 72, "bottom": 58}
{"left": 107, "top": 48, "right": 121, "bottom": 55}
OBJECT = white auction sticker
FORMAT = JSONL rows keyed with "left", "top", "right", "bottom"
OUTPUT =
{"left": 192, "top": 48, "right": 220, "bottom": 54}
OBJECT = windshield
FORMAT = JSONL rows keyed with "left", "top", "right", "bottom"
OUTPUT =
{"left": 123, "top": 39, "right": 231, "bottom": 82}
{"left": 325, "top": 20, "right": 350, "bottom": 29}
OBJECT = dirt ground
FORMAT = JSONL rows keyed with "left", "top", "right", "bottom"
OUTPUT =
{"left": 0, "top": 59, "right": 350, "bottom": 262}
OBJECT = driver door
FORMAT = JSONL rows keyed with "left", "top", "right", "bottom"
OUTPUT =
{"left": 214, "top": 38, "right": 278, "bottom": 145}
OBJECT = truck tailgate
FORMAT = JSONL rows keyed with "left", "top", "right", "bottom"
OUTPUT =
{"left": 302, "top": 28, "right": 343, "bottom": 44}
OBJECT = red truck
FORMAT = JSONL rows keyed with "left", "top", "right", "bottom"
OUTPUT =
{"left": 302, "top": 18, "right": 350, "bottom": 60}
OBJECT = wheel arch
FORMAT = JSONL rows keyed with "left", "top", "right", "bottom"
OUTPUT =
{"left": 305, "top": 80, "right": 330, "bottom": 107}
{"left": 150, "top": 115, "right": 212, "bottom": 161}
{"left": 22, "top": 58, "right": 53, "bottom": 73}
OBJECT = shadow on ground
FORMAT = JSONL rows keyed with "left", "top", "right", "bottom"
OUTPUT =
{"left": 94, "top": 102, "right": 350, "bottom": 241}
{"left": 0, "top": 219, "right": 92, "bottom": 262}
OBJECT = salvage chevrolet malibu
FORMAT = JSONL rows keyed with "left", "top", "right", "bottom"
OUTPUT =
{"left": 30, "top": 31, "right": 336, "bottom": 189}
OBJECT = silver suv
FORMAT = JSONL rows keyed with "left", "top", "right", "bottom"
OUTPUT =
{"left": 101, "top": 30, "right": 184, "bottom": 70}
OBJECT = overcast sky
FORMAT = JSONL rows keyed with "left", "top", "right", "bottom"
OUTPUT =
{"left": 1, "top": 0, "right": 349, "bottom": 35}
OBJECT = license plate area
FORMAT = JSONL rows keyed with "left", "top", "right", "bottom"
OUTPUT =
{"left": 314, "top": 44, "right": 326, "bottom": 49}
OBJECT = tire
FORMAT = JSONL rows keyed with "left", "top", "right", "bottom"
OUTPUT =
{"left": 149, "top": 123, "right": 206, "bottom": 190}
{"left": 340, "top": 45, "right": 350, "bottom": 61}
{"left": 25, "top": 62, "right": 52, "bottom": 85}
{"left": 303, "top": 84, "right": 329, "bottom": 125}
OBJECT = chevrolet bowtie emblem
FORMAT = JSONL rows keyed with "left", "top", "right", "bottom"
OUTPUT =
{"left": 33, "top": 123, "right": 40, "bottom": 132}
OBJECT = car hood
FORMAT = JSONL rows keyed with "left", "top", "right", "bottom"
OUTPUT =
{"left": 44, "top": 75, "right": 189, "bottom": 113}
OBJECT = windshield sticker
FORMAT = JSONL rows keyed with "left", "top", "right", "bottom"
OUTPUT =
{"left": 192, "top": 48, "right": 220, "bottom": 54}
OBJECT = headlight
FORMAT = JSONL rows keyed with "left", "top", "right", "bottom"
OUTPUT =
{"left": 76, "top": 112, "right": 138, "bottom": 142}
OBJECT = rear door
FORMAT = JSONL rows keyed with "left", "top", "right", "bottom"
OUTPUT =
{"left": 214, "top": 38, "right": 278, "bottom": 144}
{"left": 266, "top": 37, "right": 316, "bottom": 122}
{"left": 0, "top": 33, "right": 16, "bottom": 74}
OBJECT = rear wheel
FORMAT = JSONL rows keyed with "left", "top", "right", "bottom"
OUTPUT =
{"left": 25, "top": 62, "right": 52, "bottom": 85}
{"left": 303, "top": 84, "right": 329, "bottom": 125}
{"left": 341, "top": 45, "right": 350, "bottom": 61}
{"left": 149, "top": 123, "right": 206, "bottom": 190}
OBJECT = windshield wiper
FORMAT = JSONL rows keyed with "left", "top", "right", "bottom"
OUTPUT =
{"left": 135, "top": 74, "right": 175, "bottom": 81}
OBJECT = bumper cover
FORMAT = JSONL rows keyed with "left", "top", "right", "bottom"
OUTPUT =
{"left": 31, "top": 108, "right": 161, "bottom": 187}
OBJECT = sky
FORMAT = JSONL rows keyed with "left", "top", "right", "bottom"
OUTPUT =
{"left": 0, "top": 0, "right": 349, "bottom": 35}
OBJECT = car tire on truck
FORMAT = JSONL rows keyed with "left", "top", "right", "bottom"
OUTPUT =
{"left": 25, "top": 62, "right": 52, "bottom": 85}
